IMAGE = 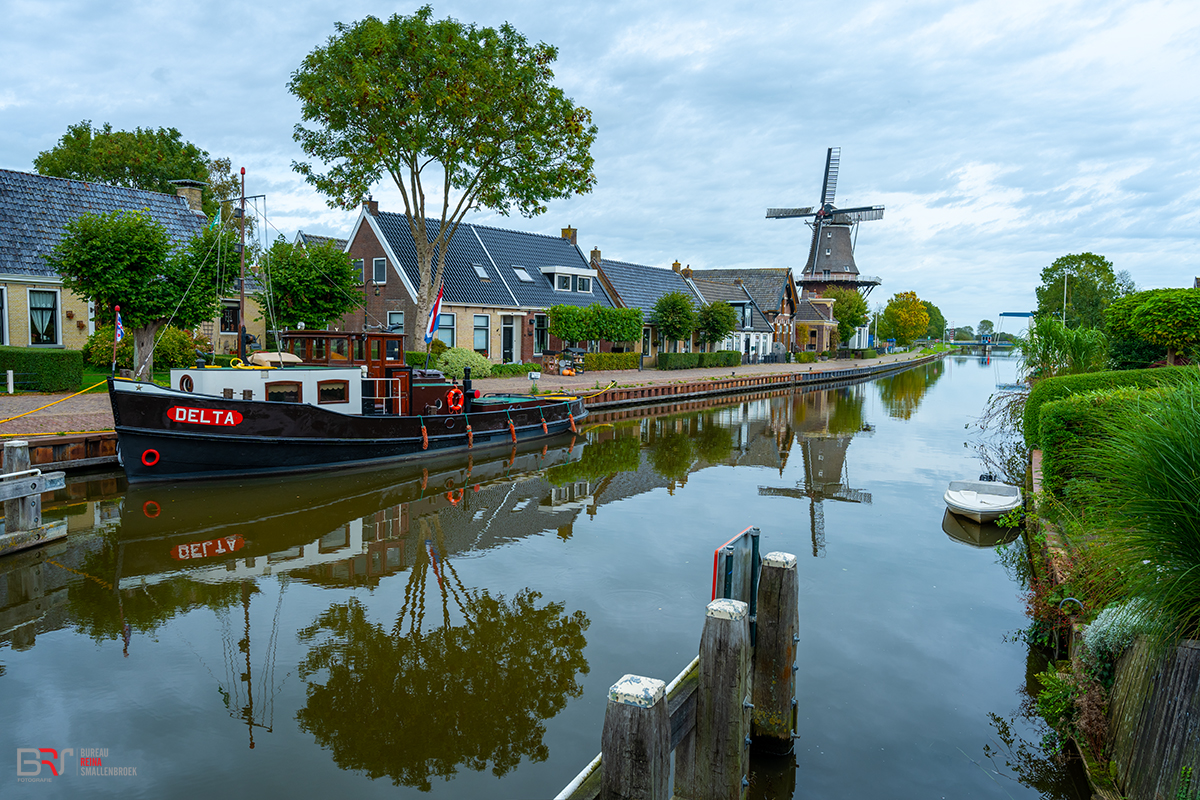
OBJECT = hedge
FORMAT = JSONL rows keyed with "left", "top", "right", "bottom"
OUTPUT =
{"left": 797, "top": 352, "right": 818, "bottom": 364}
{"left": 698, "top": 350, "right": 741, "bottom": 368}
{"left": 584, "top": 352, "right": 640, "bottom": 371}
{"left": 657, "top": 352, "right": 700, "bottom": 370}
{"left": 1022, "top": 366, "right": 1196, "bottom": 448}
{"left": 1039, "top": 387, "right": 1152, "bottom": 498}
{"left": 0, "top": 346, "right": 84, "bottom": 392}
{"left": 490, "top": 362, "right": 541, "bottom": 377}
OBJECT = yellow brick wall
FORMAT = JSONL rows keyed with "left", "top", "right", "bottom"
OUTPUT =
{"left": 442, "top": 306, "right": 518, "bottom": 362}
{"left": 1, "top": 281, "right": 89, "bottom": 349}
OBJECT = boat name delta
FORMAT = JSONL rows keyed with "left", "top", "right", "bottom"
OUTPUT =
{"left": 167, "top": 406, "right": 244, "bottom": 426}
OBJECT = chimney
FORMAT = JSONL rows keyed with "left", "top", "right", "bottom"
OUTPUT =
{"left": 169, "top": 179, "right": 206, "bottom": 213}
{"left": 681, "top": 266, "right": 692, "bottom": 278}
{"left": 364, "top": 196, "right": 379, "bottom": 216}
{"left": 590, "top": 247, "right": 601, "bottom": 268}
{"left": 561, "top": 226, "right": 578, "bottom": 246}
{"left": 672, "top": 260, "right": 681, "bottom": 272}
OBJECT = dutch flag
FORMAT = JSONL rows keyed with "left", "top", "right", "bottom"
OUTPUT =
{"left": 115, "top": 306, "right": 125, "bottom": 342}
{"left": 423, "top": 283, "right": 444, "bottom": 345}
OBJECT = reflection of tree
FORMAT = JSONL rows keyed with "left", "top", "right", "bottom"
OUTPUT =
{"left": 546, "top": 434, "right": 641, "bottom": 486}
{"left": 648, "top": 426, "right": 695, "bottom": 481}
{"left": 295, "top": 542, "right": 589, "bottom": 791}
{"left": 878, "top": 360, "right": 945, "bottom": 420}
{"left": 826, "top": 387, "right": 865, "bottom": 434}
{"left": 694, "top": 418, "right": 733, "bottom": 463}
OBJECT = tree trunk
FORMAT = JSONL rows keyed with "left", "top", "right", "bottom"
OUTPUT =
{"left": 1167, "top": 347, "right": 1177, "bottom": 366}
{"left": 132, "top": 323, "right": 163, "bottom": 379}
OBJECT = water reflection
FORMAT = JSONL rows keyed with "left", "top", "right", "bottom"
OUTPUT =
{"left": 941, "top": 510, "right": 1020, "bottom": 549}
{"left": 878, "top": 359, "right": 945, "bottom": 419}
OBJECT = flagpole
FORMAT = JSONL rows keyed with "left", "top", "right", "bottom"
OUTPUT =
{"left": 111, "top": 305, "right": 121, "bottom": 376}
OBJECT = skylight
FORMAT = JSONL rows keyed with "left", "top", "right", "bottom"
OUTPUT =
{"left": 513, "top": 266, "right": 534, "bottom": 282}
{"left": 472, "top": 263, "right": 488, "bottom": 279}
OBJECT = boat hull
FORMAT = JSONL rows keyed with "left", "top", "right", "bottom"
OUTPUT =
{"left": 943, "top": 480, "right": 1022, "bottom": 523}
{"left": 109, "top": 379, "right": 587, "bottom": 483}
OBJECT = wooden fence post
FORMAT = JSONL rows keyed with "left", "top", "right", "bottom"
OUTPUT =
{"left": 600, "top": 674, "right": 670, "bottom": 800}
{"left": 752, "top": 551, "right": 798, "bottom": 754}
{"left": 694, "top": 598, "right": 751, "bottom": 800}
{"left": 3, "top": 440, "right": 41, "bottom": 532}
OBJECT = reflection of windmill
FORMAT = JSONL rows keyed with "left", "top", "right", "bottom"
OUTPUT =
{"left": 758, "top": 435, "right": 872, "bottom": 557}
{"left": 767, "top": 147, "right": 884, "bottom": 298}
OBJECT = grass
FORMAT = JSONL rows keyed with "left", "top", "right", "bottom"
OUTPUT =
{"left": 81, "top": 365, "right": 170, "bottom": 392}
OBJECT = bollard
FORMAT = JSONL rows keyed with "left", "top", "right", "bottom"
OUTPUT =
{"left": 3, "top": 440, "right": 41, "bottom": 532}
{"left": 752, "top": 552, "right": 799, "bottom": 754}
{"left": 694, "top": 598, "right": 751, "bottom": 800}
{"left": 6, "top": 369, "right": 12, "bottom": 394}
{"left": 600, "top": 674, "right": 670, "bottom": 800}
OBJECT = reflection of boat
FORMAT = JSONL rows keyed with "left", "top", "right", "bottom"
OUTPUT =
{"left": 109, "top": 338, "right": 586, "bottom": 483}
{"left": 943, "top": 480, "right": 1021, "bottom": 523}
{"left": 941, "top": 509, "right": 1019, "bottom": 548}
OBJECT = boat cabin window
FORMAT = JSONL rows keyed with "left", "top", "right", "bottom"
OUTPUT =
{"left": 330, "top": 338, "right": 349, "bottom": 360}
{"left": 354, "top": 338, "right": 365, "bottom": 361}
{"left": 370, "top": 340, "right": 381, "bottom": 361}
{"left": 266, "top": 381, "right": 302, "bottom": 403}
{"left": 386, "top": 340, "right": 402, "bottom": 361}
{"left": 317, "top": 380, "right": 349, "bottom": 404}
{"left": 312, "top": 338, "right": 327, "bottom": 361}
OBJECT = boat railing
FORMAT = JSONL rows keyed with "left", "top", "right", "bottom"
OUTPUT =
{"left": 361, "top": 377, "right": 406, "bottom": 416}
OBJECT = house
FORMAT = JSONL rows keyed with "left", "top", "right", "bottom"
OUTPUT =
{"left": 0, "top": 168, "right": 208, "bottom": 349}
{"left": 688, "top": 277, "right": 775, "bottom": 358}
{"left": 295, "top": 231, "right": 348, "bottom": 253}
{"left": 688, "top": 267, "right": 838, "bottom": 354}
{"left": 335, "top": 202, "right": 618, "bottom": 362}
{"left": 594, "top": 256, "right": 705, "bottom": 362}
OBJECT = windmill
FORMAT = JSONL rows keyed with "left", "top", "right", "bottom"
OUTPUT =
{"left": 767, "top": 147, "right": 884, "bottom": 298}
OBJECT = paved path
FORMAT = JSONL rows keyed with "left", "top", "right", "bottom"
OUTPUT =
{"left": 1, "top": 350, "right": 939, "bottom": 436}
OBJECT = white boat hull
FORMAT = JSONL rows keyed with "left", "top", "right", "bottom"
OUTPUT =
{"left": 943, "top": 480, "right": 1022, "bottom": 523}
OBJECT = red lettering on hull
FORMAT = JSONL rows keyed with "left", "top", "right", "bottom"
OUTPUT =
{"left": 171, "top": 535, "right": 245, "bottom": 561}
{"left": 167, "top": 406, "right": 244, "bottom": 426}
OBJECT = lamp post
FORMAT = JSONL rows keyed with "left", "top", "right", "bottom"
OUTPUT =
{"left": 1062, "top": 271, "right": 1073, "bottom": 325}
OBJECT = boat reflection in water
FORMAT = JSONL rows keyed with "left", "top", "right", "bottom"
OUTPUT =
{"left": 940, "top": 509, "right": 1020, "bottom": 548}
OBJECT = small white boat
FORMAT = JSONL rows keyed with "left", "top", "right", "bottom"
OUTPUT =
{"left": 943, "top": 480, "right": 1022, "bottom": 523}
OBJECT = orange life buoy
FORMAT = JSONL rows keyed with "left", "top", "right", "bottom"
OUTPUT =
{"left": 446, "top": 387, "right": 465, "bottom": 413}
{"left": 445, "top": 488, "right": 463, "bottom": 505}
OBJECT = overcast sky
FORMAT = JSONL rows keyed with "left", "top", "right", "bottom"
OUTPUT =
{"left": 4, "top": 0, "right": 1198, "bottom": 330}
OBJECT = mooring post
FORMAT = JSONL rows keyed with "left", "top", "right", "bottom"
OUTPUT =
{"left": 600, "top": 674, "right": 670, "bottom": 800}
{"left": 694, "top": 598, "right": 751, "bottom": 800}
{"left": 3, "top": 440, "right": 41, "bottom": 532}
{"left": 752, "top": 551, "right": 799, "bottom": 754}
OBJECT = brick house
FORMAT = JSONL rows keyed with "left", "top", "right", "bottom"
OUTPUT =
{"left": 594, "top": 256, "right": 706, "bottom": 363}
{"left": 689, "top": 267, "right": 838, "bottom": 354}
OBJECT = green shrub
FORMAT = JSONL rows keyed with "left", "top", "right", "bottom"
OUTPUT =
{"left": 0, "top": 346, "right": 84, "bottom": 392}
{"left": 435, "top": 347, "right": 492, "bottom": 380}
{"left": 1039, "top": 387, "right": 1154, "bottom": 497}
{"left": 696, "top": 350, "right": 740, "bottom": 368}
{"left": 429, "top": 338, "right": 449, "bottom": 357}
{"left": 490, "top": 362, "right": 541, "bottom": 377}
{"left": 1022, "top": 366, "right": 1195, "bottom": 448}
{"left": 584, "top": 351, "right": 640, "bottom": 371}
{"left": 1083, "top": 600, "right": 1152, "bottom": 663}
{"left": 81, "top": 325, "right": 201, "bottom": 370}
{"left": 657, "top": 352, "right": 700, "bottom": 370}
{"left": 797, "top": 352, "right": 818, "bottom": 364}
{"left": 863, "top": 348, "right": 878, "bottom": 359}
{"left": 406, "top": 350, "right": 435, "bottom": 368}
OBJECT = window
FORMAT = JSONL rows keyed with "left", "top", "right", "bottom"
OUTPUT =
{"left": 352, "top": 259, "right": 365, "bottom": 283}
{"left": 556, "top": 274, "right": 571, "bottom": 291}
{"left": 827, "top": 231, "right": 832, "bottom": 238}
{"left": 266, "top": 381, "right": 302, "bottom": 403}
{"left": 642, "top": 327, "right": 651, "bottom": 354}
{"left": 577, "top": 277, "right": 591, "bottom": 293}
{"left": 534, "top": 314, "right": 549, "bottom": 355}
{"left": 823, "top": 269, "right": 830, "bottom": 279}
{"left": 330, "top": 338, "right": 349, "bottom": 360}
{"left": 472, "top": 264, "right": 489, "bottom": 280}
{"left": 312, "top": 338, "right": 327, "bottom": 360}
{"left": 373, "top": 257, "right": 387, "bottom": 284}
{"left": 825, "top": 248, "right": 831, "bottom": 256}
{"left": 473, "top": 315, "right": 489, "bottom": 356}
{"left": 436, "top": 313, "right": 455, "bottom": 347}
{"left": 387, "top": 311, "right": 404, "bottom": 332}
{"left": 741, "top": 304, "right": 753, "bottom": 329}
{"left": 220, "top": 303, "right": 239, "bottom": 334}
{"left": 513, "top": 266, "right": 534, "bottom": 282}
{"left": 28, "top": 289, "right": 58, "bottom": 345}
{"left": 317, "top": 380, "right": 349, "bottom": 404}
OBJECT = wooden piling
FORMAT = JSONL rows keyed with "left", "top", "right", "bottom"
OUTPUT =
{"left": 752, "top": 551, "right": 799, "bottom": 754}
{"left": 693, "top": 598, "right": 751, "bottom": 800}
{"left": 600, "top": 674, "right": 670, "bottom": 800}
{"left": 3, "top": 440, "right": 41, "bottom": 532}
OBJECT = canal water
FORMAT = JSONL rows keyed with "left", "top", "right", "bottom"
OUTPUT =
{"left": 1, "top": 353, "right": 1089, "bottom": 798}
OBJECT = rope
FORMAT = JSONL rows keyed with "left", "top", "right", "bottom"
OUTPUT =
{"left": 0, "top": 381, "right": 107, "bottom": 426}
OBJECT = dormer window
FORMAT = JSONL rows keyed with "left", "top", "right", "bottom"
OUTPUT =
{"left": 577, "top": 277, "right": 592, "bottom": 293}
{"left": 541, "top": 264, "right": 599, "bottom": 292}
{"left": 513, "top": 266, "right": 534, "bottom": 282}
{"left": 557, "top": 275, "right": 571, "bottom": 291}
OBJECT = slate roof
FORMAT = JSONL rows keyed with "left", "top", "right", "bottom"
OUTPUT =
{"left": 370, "top": 211, "right": 615, "bottom": 310}
{"left": 689, "top": 278, "right": 772, "bottom": 332}
{"left": 795, "top": 299, "right": 836, "bottom": 323}
{"left": 296, "top": 231, "right": 348, "bottom": 251}
{"left": 689, "top": 268, "right": 794, "bottom": 313}
{"left": 0, "top": 168, "right": 204, "bottom": 278}
{"left": 598, "top": 259, "right": 703, "bottom": 323}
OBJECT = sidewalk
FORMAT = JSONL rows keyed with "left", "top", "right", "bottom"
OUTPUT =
{"left": 0, "top": 349, "right": 941, "bottom": 436}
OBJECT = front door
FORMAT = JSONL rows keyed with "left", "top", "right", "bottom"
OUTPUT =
{"left": 501, "top": 316, "right": 515, "bottom": 363}
{"left": 366, "top": 335, "right": 385, "bottom": 378}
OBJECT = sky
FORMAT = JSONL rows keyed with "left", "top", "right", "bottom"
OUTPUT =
{"left": 3, "top": 0, "right": 1199, "bottom": 331}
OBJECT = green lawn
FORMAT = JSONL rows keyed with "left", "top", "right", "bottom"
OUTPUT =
{"left": 80, "top": 366, "right": 170, "bottom": 392}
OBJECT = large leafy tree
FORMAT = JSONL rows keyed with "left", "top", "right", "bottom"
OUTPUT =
{"left": 882, "top": 291, "right": 930, "bottom": 345}
{"left": 1128, "top": 288, "right": 1200, "bottom": 365}
{"left": 1104, "top": 288, "right": 1172, "bottom": 369}
{"left": 823, "top": 286, "right": 868, "bottom": 346}
{"left": 954, "top": 325, "right": 975, "bottom": 341}
{"left": 45, "top": 210, "right": 239, "bottom": 376}
{"left": 1034, "top": 253, "right": 1131, "bottom": 329}
{"left": 545, "top": 304, "right": 642, "bottom": 345}
{"left": 649, "top": 292, "right": 696, "bottom": 351}
{"left": 695, "top": 301, "right": 738, "bottom": 351}
{"left": 978, "top": 319, "right": 994, "bottom": 337}
{"left": 922, "top": 301, "right": 946, "bottom": 340}
{"left": 289, "top": 8, "right": 597, "bottom": 346}
{"left": 33, "top": 120, "right": 241, "bottom": 224}
{"left": 253, "top": 237, "right": 360, "bottom": 330}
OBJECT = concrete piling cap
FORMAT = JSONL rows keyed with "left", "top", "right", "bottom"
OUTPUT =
{"left": 762, "top": 551, "right": 797, "bottom": 569}
{"left": 707, "top": 598, "right": 749, "bottom": 620}
{"left": 609, "top": 674, "right": 666, "bottom": 707}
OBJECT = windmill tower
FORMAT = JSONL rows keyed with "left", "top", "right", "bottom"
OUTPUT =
{"left": 767, "top": 147, "right": 885, "bottom": 299}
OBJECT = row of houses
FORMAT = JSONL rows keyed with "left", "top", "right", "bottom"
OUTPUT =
{"left": 0, "top": 168, "right": 844, "bottom": 363}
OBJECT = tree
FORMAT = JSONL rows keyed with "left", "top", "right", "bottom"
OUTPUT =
{"left": 289, "top": 8, "right": 597, "bottom": 350}
{"left": 649, "top": 292, "right": 696, "bottom": 351}
{"left": 45, "top": 210, "right": 239, "bottom": 376}
{"left": 954, "top": 325, "right": 975, "bottom": 341}
{"left": 1129, "top": 288, "right": 1200, "bottom": 365}
{"left": 253, "top": 237, "right": 360, "bottom": 330}
{"left": 545, "top": 304, "right": 642, "bottom": 346}
{"left": 695, "top": 302, "right": 738, "bottom": 351}
{"left": 823, "top": 286, "right": 868, "bottom": 346}
{"left": 922, "top": 301, "right": 946, "bottom": 340}
{"left": 546, "top": 304, "right": 590, "bottom": 344}
{"left": 978, "top": 319, "right": 995, "bottom": 337}
{"left": 34, "top": 120, "right": 240, "bottom": 224}
{"left": 881, "top": 291, "right": 930, "bottom": 345}
{"left": 1034, "top": 253, "right": 1128, "bottom": 329}
{"left": 1105, "top": 288, "right": 1172, "bottom": 369}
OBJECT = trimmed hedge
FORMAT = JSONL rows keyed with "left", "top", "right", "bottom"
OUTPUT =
{"left": 1039, "top": 387, "right": 1151, "bottom": 498}
{"left": 797, "top": 352, "right": 818, "bottom": 364}
{"left": 491, "top": 362, "right": 541, "bottom": 377}
{"left": 862, "top": 349, "right": 878, "bottom": 359}
{"left": 698, "top": 350, "right": 741, "bottom": 368}
{"left": 657, "top": 352, "right": 700, "bottom": 370}
{"left": 1023, "top": 366, "right": 1196, "bottom": 448}
{"left": 584, "top": 352, "right": 640, "bottom": 371}
{"left": 0, "top": 346, "right": 84, "bottom": 392}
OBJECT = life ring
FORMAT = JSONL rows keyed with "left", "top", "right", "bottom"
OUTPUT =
{"left": 179, "top": 374, "right": 194, "bottom": 392}
{"left": 445, "top": 488, "right": 464, "bottom": 505}
{"left": 141, "top": 449, "right": 160, "bottom": 467}
{"left": 446, "top": 387, "right": 465, "bottom": 413}
{"left": 143, "top": 500, "right": 161, "bottom": 518}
